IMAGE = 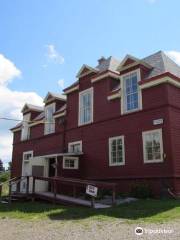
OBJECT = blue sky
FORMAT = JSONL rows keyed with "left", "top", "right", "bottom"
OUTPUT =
{"left": 1, "top": 0, "right": 180, "bottom": 165}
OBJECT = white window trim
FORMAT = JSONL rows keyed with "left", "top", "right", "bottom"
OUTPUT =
{"left": 142, "top": 128, "right": 164, "bottom": 164}
{"left": 120, "top": 69, "right": 142, "bottom": 115}
{"left": 44, "top": 102, "right": 56, "bottom": 135}
{"left": 23, "top": 151, "right": 33, "bottom": 162}
{"left": 68, "top": 140, "right": 82, "bottom": 153}
{"left": 109, "top": 136, "right": 125, "bottom": 166}
{"left": 21, "top": 113, "right": 31, "bottom": 141}
{"left": 78, "top": 87, "right": 94, "bottom": 126}
{"left": 63, "top": 156, "right": 79, "bottom": 169}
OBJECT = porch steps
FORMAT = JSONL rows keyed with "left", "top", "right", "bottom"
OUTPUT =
{"left": 35, "top": 192, "right": 111, "bottom": 209}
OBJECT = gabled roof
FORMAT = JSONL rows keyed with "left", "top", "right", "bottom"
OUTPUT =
{"left": 10, "top": 122, "right": 22, "bottom": 131}
{"left": 96, "top": 56, "right": 120, "bottom": 72}
{"left": 118, "top": 54, "right": 152, "bottom": 71}
{"left": 33, "top": 111, "right": 45, "bottom": 121}
{"left": 118, "top": 54, "right": 140, "bottom": 68}
{"left": 44, "top": 92, "right": 67, "bottom": 103}
{"left": 143, "top": 51, "right": 180, "bottom": 79}
{"left": 76, "top": 64, "right": 99, "bottom": 78}
{"left": 21, "top": 104, "right": 43, "bottom": 113}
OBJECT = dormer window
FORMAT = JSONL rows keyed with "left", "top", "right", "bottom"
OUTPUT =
{"left": 44, "top": 103, "right": 55, "bottom": 135}
{"left": 21, "top": 113, "right": 30, "bottom": 141}
{"left": 121, "top": 69, "right": 142, "bottom": 114}
{"left": 79, "top": 88, "right": 93, "bottom": 126}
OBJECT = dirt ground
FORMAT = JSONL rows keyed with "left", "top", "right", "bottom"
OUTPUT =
{"left": 0, "top": 218, "right": 179, "bottom": 240}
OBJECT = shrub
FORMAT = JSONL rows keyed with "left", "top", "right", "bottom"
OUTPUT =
{"left": 130, "top": 183, "right": 153, "bottom": 199}
{"left": 0, "top": 171, "right": 10, "bottom": 183}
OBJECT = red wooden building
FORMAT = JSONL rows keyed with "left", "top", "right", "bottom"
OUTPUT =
{"left": 10, "top": 51, "right": 180, "bottom": 197}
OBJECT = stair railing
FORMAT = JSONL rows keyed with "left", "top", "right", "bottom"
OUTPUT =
{"left": 0, "top": 176, "right": 29, "bottom": 204}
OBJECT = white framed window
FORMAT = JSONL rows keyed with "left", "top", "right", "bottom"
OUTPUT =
{"left": 109, "top": 136, "right": 125, "bottom": 166}
{"left": 63, "top": 157, "right": 79, "bottom": 169}
{"left": 79, "top": 87, "right": 93, "bottom": 126}
{"left": 21, "top": 113, "right": 31, "bottom": 141}
{"left": 121, "top": 69, "right": 142, "bottom": 114}
{"left": 44, "top": 103, "right": 55, "bottom": 135}
{"left": 23, "top": 151, "right": 33, "bottom": 161}
{"left": 68, "top": 141, "right": 82, "bottom": 153}
{"left": 142, "top": 129, "right": 164, "bottom": 163}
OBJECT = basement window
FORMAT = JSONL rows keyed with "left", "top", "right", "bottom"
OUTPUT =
{"left": 63, "top": 157, "right": 79, "bottom": 169}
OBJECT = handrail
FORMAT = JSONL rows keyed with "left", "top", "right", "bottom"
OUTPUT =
{"left": 33, "top": 176, "right": 117, "bottom": 188}
{"left": 0, "top": 176, "right": 20, "bottom": 187}
{"left": 10, "top": 176, "right": 27, "bottom": 187}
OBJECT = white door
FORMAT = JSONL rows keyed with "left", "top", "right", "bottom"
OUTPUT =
{"left": 31, "top": 157, "right": 49, "bottom": 193}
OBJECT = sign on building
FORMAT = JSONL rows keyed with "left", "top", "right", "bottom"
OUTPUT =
{"left": 153, "top": 118, "right": 164, "bottom": 125}
{"left": 86, "top": 185, "right": 98, "bottom": 197}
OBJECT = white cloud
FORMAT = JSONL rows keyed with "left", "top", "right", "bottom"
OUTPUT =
{"left": 148, "top": 0, "right": 157, "bottom": 3}
{"left": 166, "top": 51, "right": 180, "bottom": 66}
{"left": 0, "top": 133, "right": 13, "bottom": 167}
{"left": 0, "top": 54, "right": 43, "bottom": 166}
{"left": 45, "top": 44, "right": 64, "bottom": 64}
{"left": 0, "top": 54, "right": 21, "bottom": 86}
{"left": 146, "top": 0, "right": 156, "bottom": 3}
{"left": 57, "top": 79, "right": 64, "bottom": 89}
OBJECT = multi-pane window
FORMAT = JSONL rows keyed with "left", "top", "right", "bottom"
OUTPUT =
{"left": 68, "top": 141, "right": 82, "bottom": 153}
{"left": 79, "top": 88, "right": 93, "bottom": 125}
{"left": 23, "top": 152, "right": 33, "bottom": 161}
{"left": 21, "top": 113, "right": 31, "bottom": 141}
{"left": 63, "top": 157, "right": 79, "bottom": 169}
{"left": 142, "top": 129, "right": 163, "bottom": 163}
{"left": 109, "top": 136, "right": 125, "bottom": 166}
{"left": 122, "top": 70, "right": 141, "bottom": 113}
{"left": 44, "top": 103, "right": 55, "bottom": 135}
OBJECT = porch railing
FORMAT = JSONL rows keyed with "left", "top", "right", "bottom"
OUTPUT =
{"left": 32, "top": 176, "right": 117, "bottom": 206}
{"left": 0, "top": 176, "right": 30, "bottom": 204}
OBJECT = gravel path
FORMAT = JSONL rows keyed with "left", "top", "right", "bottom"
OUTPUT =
{"left": 0, "top": 218, "right": 179, "bottom": 240}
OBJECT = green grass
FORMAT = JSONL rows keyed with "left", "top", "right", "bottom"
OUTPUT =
{"left": 0, "top": 199, "right": 180, "bottom": 223}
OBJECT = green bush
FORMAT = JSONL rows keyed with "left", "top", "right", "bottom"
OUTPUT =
{"left": 0, "top": 171, "right": 10, "bottom": 183}
{"left": 130, "top": 183, "right": 153, "bottom": 199}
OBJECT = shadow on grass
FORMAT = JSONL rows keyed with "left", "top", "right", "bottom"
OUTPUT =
{"left": 0, "top": 199, "right": 180, "bottom": 222}
{"left": 48, "top": 199, "right": 180, "bottom": 221}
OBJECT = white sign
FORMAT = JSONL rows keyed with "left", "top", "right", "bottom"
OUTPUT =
{"left": 86, "top": 185, "right": 98, "bottom": 197}
{"left": 153, "top": 119, "right": 164, "bottom": 125}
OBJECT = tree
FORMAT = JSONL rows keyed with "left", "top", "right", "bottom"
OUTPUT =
{"left": 0, "top": 159, "right": 4, "bottom": 173}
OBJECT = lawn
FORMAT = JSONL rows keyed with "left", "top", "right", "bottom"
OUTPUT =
{"left": 0, "top": 199, "right": 180, "bottom": 223}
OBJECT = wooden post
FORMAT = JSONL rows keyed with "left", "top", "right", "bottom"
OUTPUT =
{"left": 112, "top": 187, "right": 116, "bottom": 206}
{"left": 73, "top": 185, "right": 76, "bottom": 198}
{"left": 53, "top": 179, "right": 57, "bottom": 204}
{"left": 26, "top": 176, "right": 29, "bottom": 196}
{"left": 91, "top": 196, "right": 95, "bottom": 208}
{"left": 0, "top": 185, "right": 2, "bottom": 202}
{"left": 17, "top": 181, "right": 20, "bottom": 193}
{"left": 32, "top": 177, "right": 36, "bottom": 202}
{"left": 8, "top": 183, "right": 12, "bottom": 205}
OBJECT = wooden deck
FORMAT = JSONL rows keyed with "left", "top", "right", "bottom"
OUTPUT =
{"left": 35, "top": 191, "right": 111, "bottom": 208}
